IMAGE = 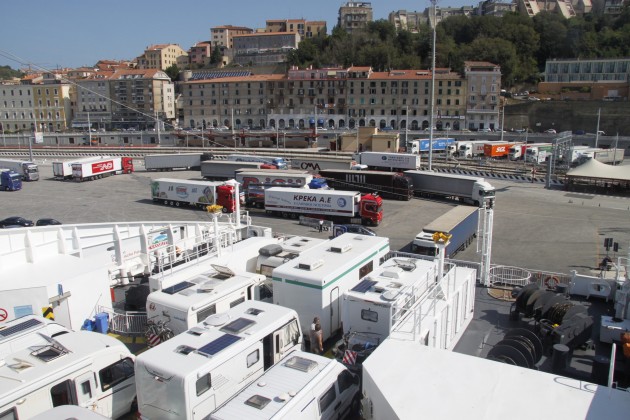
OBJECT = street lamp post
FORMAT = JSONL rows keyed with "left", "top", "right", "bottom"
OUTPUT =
{"left": 428, "top": 0, "right": 438, "bottom": 171}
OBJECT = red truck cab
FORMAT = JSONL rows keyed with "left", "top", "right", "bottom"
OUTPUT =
{"left": 359, "top": 193, "right": 383, "bottom": 226}
{"left": 215, "top": 184, "right": 239, "bottom": 213}
{"left": 122, "top": 157, "right": 134, "bottom": 174}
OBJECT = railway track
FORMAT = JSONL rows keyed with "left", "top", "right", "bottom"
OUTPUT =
{"left": 0, "top": 146, "right": 566, "bottom": 178}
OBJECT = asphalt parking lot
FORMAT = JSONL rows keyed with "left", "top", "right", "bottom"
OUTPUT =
{"left": 2, "top": 160, "right": 629, "bottom": 276}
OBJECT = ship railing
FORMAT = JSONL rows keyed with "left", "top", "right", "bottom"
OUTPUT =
{"left": 97, "top": 306, "right": 148, "bottom": 335}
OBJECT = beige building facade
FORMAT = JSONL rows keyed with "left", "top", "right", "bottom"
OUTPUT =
{"left": 137, "top": 44, "right": 188, "bottom": 71}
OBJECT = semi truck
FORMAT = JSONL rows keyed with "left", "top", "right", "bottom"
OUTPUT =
{"left": 406, "top": 138, "right": 456, "bottom": 154}
{"left": 52, "top": 156, "right": 111, "bottom": 180}
{"left": 0, "top": 169, "right": 22, "bottom": 191}
{"left": 411, "top": 205, "right": 479, "bottom": 257}
{"left": 263, "top": 187, "right": 383, "bottom": 226}
{"left": 144, "top": 152, "right": 214, "bottom": 171}
{"left": 508, "top": 144, "right": 532, "bottom": 160}
{"left": 352, "top": 152, "right": 420, "bottom": 171}
{"left": 319, "top": 169, "right": 414, "bottom": 200}
{"left": 403, "top": 170, "right": 495, "bottom": 207}
{"left": 290, "top": 157, "right": 357, "bottom": 172}
{"left": 458, "top": 141, "right": 503, "bottom": 158}
{"left": 525, "top": 143, "right": 553, "bottom": 163}
{"left": 235, "top": 170, "right": 314, "bottom": 189}
{"left": 201, "top": 160, "right": 275, "bottom": 180}
{"left": 484, "top": 142, "right": 522, "bottom": 159}
{"left": 151, "top": 178, "right": 239, "bottom": 212}
{"left": 0, "top": 159, "right": 39, "bottom": 181}
{"left": 574, "top": 147, "right": 625, "bottom": 165}
{"left": 71, "top": 156, "right": 134, "bottom": 181}
{"left": 226, "top": 154, "right": 288, "bottom": 169}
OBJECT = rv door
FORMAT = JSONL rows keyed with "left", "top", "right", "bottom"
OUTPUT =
{"left": 74, "top": 371, "right": 98, "bottom": 413}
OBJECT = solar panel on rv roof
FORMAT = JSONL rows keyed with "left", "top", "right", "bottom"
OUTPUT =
{"left": 0, "top": 318, "right": 42, "bottom": 338}
{"left": 198, "top": 333, "right": 241, "bottom": 356}
{"left": 351, "top": 279, "right": 377, "bottom": 293}
{"left": 162, "top": 281, "right": 195, "bottom": 295}
{"left": 220, "top": 318, "right": 256, "bottom": 334}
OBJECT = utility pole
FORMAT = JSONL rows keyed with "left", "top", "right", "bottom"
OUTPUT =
{"left": 428, "top": 0, "right": 438, "bottom": 171}
{"left": 595, "top": 108, "right": 601, "bottom": 148}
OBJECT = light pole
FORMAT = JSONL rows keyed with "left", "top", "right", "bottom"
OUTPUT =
{"left": 405, "top": 105, "right": 408, "bottom": 146}
{"left": 428, "top": 0, "right": 438, "bottom": 171}
{"left": 595, "top": 108, "right": 601, "bottom": 148}
{"left": 500, "top": 105, "right": 505, "bottom": 142}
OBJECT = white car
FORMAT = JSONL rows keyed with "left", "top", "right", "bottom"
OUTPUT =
{"left": 478, "top": 128, "right": 492, "bottom": 133}
{"left": 544, "top": 129, "right": 557, "bottom": 134}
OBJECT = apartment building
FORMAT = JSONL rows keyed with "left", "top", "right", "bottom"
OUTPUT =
{"left": 178, "top": 64, "right": 471, "bottom": 132}
{"left": 188, "top": 41, "right": 212, "bottom": 67}
{"left": 464, "top": 61, "right": 501, "bottom": 131}
{"left": 232, "top": 32, "right": 300, "bottom": 66}
{"left": 74, "top": 72, "right": 115, "bottom": 130}
{"left": 265, "top": 19, "right": 327, "bottom": 38}
{"left": 210, "top": 25, "right": 254, "bottom": 50}
{"left": 0, "top": 82, "right": 34, "bottom": 132}
{"left": 137, "top": 44, "right": 188, "bottom": 71}
{"left": 338, "top": 2, "right": 373, "bottom": 33}
{"left": 388, "top": 10, "right": 427, "bottom": 32}
{"left": 109, "top": 69, "right": 175, "bottom": 130}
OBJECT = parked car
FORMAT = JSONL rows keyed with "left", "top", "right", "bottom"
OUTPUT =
{"left": 0, "top": 216, "right": 34, "bottom": 228}
{"left": 544, "top": 129, "right": 557, "bottom": 134}
{"left": 478, "top": 128, "right": 492, "bottom": 133}
{"left": 36, "top": 218, "right": 62, "bottom": 226}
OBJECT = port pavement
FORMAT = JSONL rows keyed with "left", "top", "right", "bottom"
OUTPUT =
{"left": 4, "top": 162, "right": 629, "bottom": 276}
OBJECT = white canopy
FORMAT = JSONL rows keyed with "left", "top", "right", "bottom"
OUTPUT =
{"left": 566, "top": 158, "right": 630, "bottom": 181}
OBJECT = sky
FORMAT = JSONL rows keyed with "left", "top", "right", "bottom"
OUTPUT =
{"left": 0, "top": 0, "right": 476, "bottom": 71}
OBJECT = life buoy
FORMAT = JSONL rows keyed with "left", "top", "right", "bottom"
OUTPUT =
{"left": 544, "top": 276, "right": 559, "bottom": 289}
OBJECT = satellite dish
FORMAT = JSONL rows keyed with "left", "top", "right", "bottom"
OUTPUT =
{"left": 204, "top": 313, "right": 230, "bottom": 327}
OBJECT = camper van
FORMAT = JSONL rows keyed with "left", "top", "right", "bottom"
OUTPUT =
{"left": 341, "top": 257, "right": 437, "bottom": 340}
{"left": 0, "top": 316, "right": 69, "bottom": 357}
{"left": 135, "top": 301, "right": 303, "bottom": 420}
{"left": 146, "top": 264, "right": 271, "bottom": 336}
{"left": 210, "top": 351, "right": 360, "bottom": 420}
{"left": 0, "top": 317, "right": 136, "bottom": 420}
{"left": 271, "top": 233, "right": 390, "bottom": 343}
{"left": 255, "top": 236, "right": 329, "bottom": 279}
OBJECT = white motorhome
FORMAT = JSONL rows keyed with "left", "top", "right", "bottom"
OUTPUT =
{"left": 255, "top": 236, "right": 329, "bottom": 279}
{"left": 146, "top": 264, "right": 270, "bottom": 335}
{"left": 272, "top": 233, "right": 390, "bottom": 342}
{"left": 135, "top": 301, "right": 303, "bottom": 420}
{"left": 0, "top": 317, "right": 136, "bottom": 420}
{"left": 210, "top": 351, "right": 360, "bottom": 420}
{"left": 0, "top": 316, "right": 69, "bottom": 358}
{"left": 149, "top": 236, "right": 280, "bottom": 293}
{"left": 342, "top": 257, "right": 437, "bottom": 340}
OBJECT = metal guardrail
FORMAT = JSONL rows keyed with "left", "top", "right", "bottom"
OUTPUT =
{"left": 97, "top": 306, "right": 148, "bottom": 335}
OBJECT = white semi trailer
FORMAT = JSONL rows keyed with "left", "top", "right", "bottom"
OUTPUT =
{"left": 403, "top": 170, "right": 495, "bottom": 207}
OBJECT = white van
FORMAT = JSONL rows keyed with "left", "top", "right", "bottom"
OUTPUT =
{"left": 0, "top": 317, "right": 136, "bottom": 420}
{"left": 211, "top": 351, "right": 360, "bottom": 419}
{"left": 135, "top": 301, "right": 303, "bottom": 419}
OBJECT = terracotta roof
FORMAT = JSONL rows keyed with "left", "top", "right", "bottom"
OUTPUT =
{"left": 110, "top": 68, "right": 167, "bottom": 79}
{"left": 464, "top": 61, "right": 499, "bottom": 67}
{"left": 184, "top": 73, "right": 286, "bottom": 84}
{"left": 211, "top": 25, "right": 253, "bottom": 31}
{"left": 348, "top": 66, "right": 371, "bottom": 71}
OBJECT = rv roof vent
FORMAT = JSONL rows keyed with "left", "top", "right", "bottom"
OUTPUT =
{"left": 188, "top": 326, "right": 207, "bottom": 336}
{"left": 211, "top": 264, "right": 235, "bottom": 280}
{"left": 381, "top": 267, "right": 403, "bottom": 279}
{"left": 175, "top": 345, "right": 196, "bottom": 355}
{"left": 246, "top": 308, "right": 264, "bottom": 316}
{"left": 329, "top": 243, "right": 352, "bottom": 253}
{"left": 245, "top": 394, "right": 272, "bottom": 410}
{"left": 393, "top": 258, "right": 417, "bottom": 272}
{"left": 259, "top": 244, "right": 283, "bottom": 257}
{"left": 285, "top": 355, "right": 318, "bottom": 372}
{"left": 388, "top": 282, "right": 403, "bottom": 289}
{"left": 204, "top": 313, "right": 231, "bottom": 327}
{"left": 198, "top": 279, "right": 221, "bottom": 293}
{"left": 382, "top": 290, "right": 399, "bottom": 301}
{"left": 298, "top": 259, "right": 324, "bottom": 271}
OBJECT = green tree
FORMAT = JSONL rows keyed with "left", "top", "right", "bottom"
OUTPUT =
{"left": 0, "top": 65, "right": 23, "bottom": 80}
{"left": 165, "top": 64, "right": 179, "bottom": 81}
{"left": 210, "top": 47, "right": 223, "bottom": 65}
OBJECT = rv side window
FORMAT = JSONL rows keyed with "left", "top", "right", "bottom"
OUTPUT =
{"left": 337, "top": 370, "right": 354, "bottom": 393}
{"left": 99, "top": 357, "right": 135, "bottom": 391}
{"left": 197, "top": 304, "right": 217, "bottom": 323}
{"left": 51, "top": 379, "right": 75, "bottom": 407}
{"left": 361, "top": 309, "right": 378, "bottom": 323}
{"left": 318, "top": 384, "right": 337, "bottom": 413}
{"left": 358, "top": 261, "right": 373, "bottom": 278}
{"left": 230, "top": 297, "right": 246, "bottom": 308}
{"left": 196, "top": 373, "right": 211, "bottom": 396}
{"left": 0, "top": 408, "right": 17, "bottom": 420}
{"left": 247, "top": 349, "right": 260, "bottom": 368}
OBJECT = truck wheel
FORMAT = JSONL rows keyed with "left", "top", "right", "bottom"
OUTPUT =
{"left": 175, "top": 201, "right": 180, "bottom": 207}
{"left": 281, "top": 212, "right": 289, "bottom": 218}
{"left": 163, "top": 200, "right": 168, "bottom": 205}
{"left": 290, "top": 213, "right": 298, "bottom": 219}
{"left": 222, "top": 207, "right": 228, "bottom": 213}
{"left": 169, "top": 201, "right": 175, "bottom": 206}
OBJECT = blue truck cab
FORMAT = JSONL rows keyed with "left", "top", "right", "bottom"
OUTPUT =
{"left": 0, "top": 170, "right": 22, "bottom": 191}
